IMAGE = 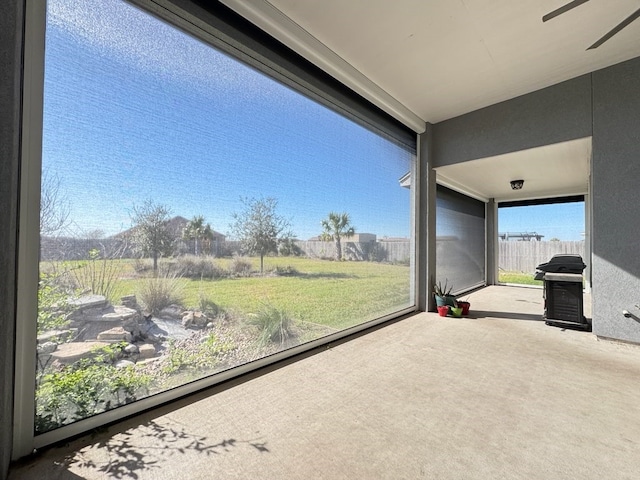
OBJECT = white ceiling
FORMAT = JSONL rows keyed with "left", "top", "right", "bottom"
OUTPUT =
{"left": 436, "top": 137, "right": 592, "bottom": 202}
{"left": 220, "top": 0, "right": 639, "bottom": 201}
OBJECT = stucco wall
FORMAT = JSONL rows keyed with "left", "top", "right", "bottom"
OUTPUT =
{"left": 431, "top": 55, "right": 640, "bottom": 344}
{"left": 432, "top": 75, "right": 592, "bottom": 167}
{"left": 591, "top": 56, "right": 640, "bottom": 343}
{"left": 0, "top": 1, "right": 22, "bottom": 476}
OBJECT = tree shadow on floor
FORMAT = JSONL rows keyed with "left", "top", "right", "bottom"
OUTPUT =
{"left": 15, "top": 419, "right": 269, "bottom": 480}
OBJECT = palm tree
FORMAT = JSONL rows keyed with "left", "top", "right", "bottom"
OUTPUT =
{"left": 183, "top": 215, "right": 206, "bottom": 256}
{"left": 321, "top": 212, "right": 355, "bottom": 261}
{"left": 201, "top": 223, "right": 215, "bottom": 256}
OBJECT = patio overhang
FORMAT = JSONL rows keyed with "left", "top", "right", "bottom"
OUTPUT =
{"left": 434, "top": 137, "right": 592, "bottom": 203}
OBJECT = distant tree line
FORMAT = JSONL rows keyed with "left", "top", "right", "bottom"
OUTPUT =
{"left": 41, "top": 194, "right": 413, "bottom": 266}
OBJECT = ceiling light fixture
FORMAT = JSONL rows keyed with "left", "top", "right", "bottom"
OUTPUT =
{"left": 510, "top": 179, "right": 524, "bottom": 190}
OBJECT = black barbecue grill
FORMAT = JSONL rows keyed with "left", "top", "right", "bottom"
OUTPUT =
{"left": 535, "top": 254, "right": 589, "bottom": 330}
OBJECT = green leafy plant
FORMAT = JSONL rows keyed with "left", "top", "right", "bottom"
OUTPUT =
{"left": 248, "top": 305, "right": 294, "bottom": 347}
{"left": 35, "top": 343, "right": 151, "bottom": 433}
{"left": 182, "top": 215, "right": 214, "bottom": 256}
{"left": 433, "top": 279, "right": 453, "bottom": 297}
{"left": 230, "top": 196, "right": 292, "bottom": 273}
{"left": 278, "top": 237, "right": 302, "bottom": 257}
{"left": 198, "top": 293, "right": 223, "bottom": 318}
{"left": 161, "top": 333, "right": 234, "bottom": 375}
{"left": 321, "top": 212, "right": 355, "bottom": 261}
{"left": 37, "top": 272, "right": 74, "bottom": 334}
{"left": 130, "top": 200, "right": 175, "bottom": 274}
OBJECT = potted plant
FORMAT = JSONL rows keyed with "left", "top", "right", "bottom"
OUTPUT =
{"left": 457, "top": 298, "right": 471, "bottom": 315}
{"left": 449, "top": 299, "right": 463, "bottom": 318}
{"left": 433, "top": 280, "right": 456, "bottom": 307}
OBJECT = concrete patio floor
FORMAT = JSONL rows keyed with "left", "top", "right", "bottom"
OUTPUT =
{"left": 9, "top": 285, "right": 640, "bottom": 479}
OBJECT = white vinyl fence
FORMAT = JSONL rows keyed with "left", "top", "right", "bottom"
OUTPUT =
{"left": 499, "top": 241, "right": 585, "bottom": 273}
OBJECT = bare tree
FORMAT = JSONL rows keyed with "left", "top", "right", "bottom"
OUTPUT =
{"left": 40, "top": 171, "right": 71, "bottom": 236}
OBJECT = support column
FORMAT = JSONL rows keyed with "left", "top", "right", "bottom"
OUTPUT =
{"left": 584, "top": 191, "right": 591, "bottom": 293}
{"left": 486, "top": 199, "right": 498, "bottom": 285}
{"left": 0, "top": 0, "right": 24, "bottom": 473}
{"left": 417, "top": 124, "right": 437, "bottom": 312}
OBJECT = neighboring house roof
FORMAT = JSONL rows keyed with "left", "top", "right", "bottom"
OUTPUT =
{"left": 112, "top": 216, "right": 225, "bottom": 241}
{"left": 399, "top": 171, "right": 411, "bottom": 189}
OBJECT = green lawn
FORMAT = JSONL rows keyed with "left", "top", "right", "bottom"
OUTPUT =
{"left": 116, "top": 256, "right": 411, "bottom": 329}
{"left": 498, "top": 270, "right": 542, "bottom": 286}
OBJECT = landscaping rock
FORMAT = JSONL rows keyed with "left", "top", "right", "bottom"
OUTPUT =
{"left": 143, "top": 317, "right": 191, "bottom": 341}
{"left": 71, "top": 306, "right": 109, "bottom": 324}
{"left": 101, "top": 306, "right": 138, "bottom": 322}
{"left": 115, "top": 359, "right": 135, "bottom": 368}
{"left": 37, "top": 342, "right": 58, "bottom": 355}
{"left": 50, "top": 341, "right": 109, "bottom": 364}
{"left": 121, "top": 294, "right": 138, "bottom": 309}
{"left": 37, "top": 330, "right": 72, "bottom": 344}
{"left": 159, "top": 304, "right": 183, "bottom": 319}
{"left": 138, "top": 343, "right": 156, "bottom": 358}
{"left": 68, "top": 294, "right": 107, "bottom": 311}
{"left": 193, "top": 311, "right": 208, "bottom": 327}
{"left": 122, "top": 316, "right": 141, "bottom": 335}
{"left": 97, "top": 326, "right": 132, "bottom": 343}
{"left": 182, "top": 310, "right": 208, "bottom": 329}
{"left": 124, "top": 343, "right": 139, "bottom": 355}
{"left": 181, "top": 311, "right": 194, "bottom": 328}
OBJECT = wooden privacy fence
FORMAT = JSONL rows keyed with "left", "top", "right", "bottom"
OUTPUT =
{"left": 293, "top": 240, "right": 410, "bottom": 263}
{"left": 499, "top": 241, "right": 585, "bottom": 273}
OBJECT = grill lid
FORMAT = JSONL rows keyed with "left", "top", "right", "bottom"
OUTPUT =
{"left": 535, "top": 254, "right": 586, "bottom": 274}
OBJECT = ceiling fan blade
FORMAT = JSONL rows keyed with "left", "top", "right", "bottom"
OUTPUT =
{"left": 588, "top": 7, "right": 640, "bottom": 49}
{"left": 542, "top": 0, "right": 590, "bottom": 22}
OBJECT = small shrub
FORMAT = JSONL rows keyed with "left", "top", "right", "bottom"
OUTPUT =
{"left": 369, "top": 243, "right": 388, "bottom": 262}
{"left": 138, "top": 272, "right": 184, "bottom": 315}
{"left": 248, "top": 305, "right": 294, "bottom": 346}
{"left": 35, "top": 344, "right": 151, "bottom": 432}
{"left": 278, "top": 238, "right": 302, "bottom": 257}
{"left": 69, "top": 248, "right": 124, "bottom": 301}
{"left": 133, "top": 258, "right": 152, "bottom": 274}
{"left": 176, "top": 255, "right": 227, "bottom": 279}
{"left": 271, "top": 265, "right": 299, "bottom": 276}
{"left": 228, "top": 255, "right": 253, "bottom": 277}
{"left": 160, "top": 332, "right": 234, "bottom": 375}
{"left": 198, "top": 293, "right": 223, "bottom": 318}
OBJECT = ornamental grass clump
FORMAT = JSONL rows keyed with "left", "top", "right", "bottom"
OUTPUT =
{"left": 138, "top": 271, "right": 184, "bottom": 315}
{"left": 249, "top": 305, "right": 294, "bottom": 347}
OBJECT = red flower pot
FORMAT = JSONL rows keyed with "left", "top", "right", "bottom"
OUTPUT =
{"left": 458, "top": 301, "right": 471, "bottom": 315}
{"left": 437, "top": 306, "right": 449, "bottom": 317}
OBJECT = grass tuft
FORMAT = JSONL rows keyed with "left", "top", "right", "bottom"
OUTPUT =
{"left": 248, "top": 305, "right": 293, "bottom": 346}
{"left": 138, "top": 272, "right": 185, "bottom": 315}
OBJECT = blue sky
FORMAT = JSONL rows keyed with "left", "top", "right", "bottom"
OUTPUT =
{"left": 499, "top": 202, "right": 585, "bottom": 241}
{"left": 42, "top": 0, "right": 584, "bottom": 242}
{"left": 42, "top": 0, "right": 412, "bottom": 240}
